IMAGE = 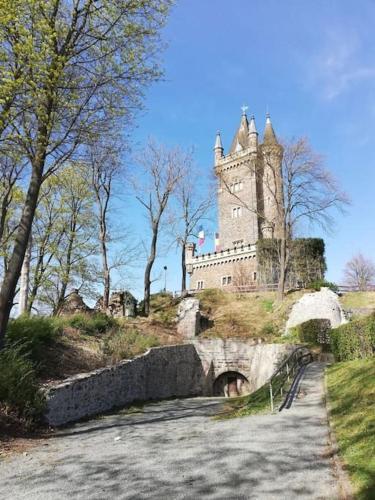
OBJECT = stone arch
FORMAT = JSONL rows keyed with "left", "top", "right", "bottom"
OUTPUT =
{"left": 213, "top": 371, "right": 251, "bottom": 397}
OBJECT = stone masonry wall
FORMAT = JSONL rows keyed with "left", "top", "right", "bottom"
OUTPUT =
{"left": 45, "top": 344, "right": 205, "bottom": 426}
{"left": 194, "top": 339, "right": 295, "bottom": 395}
{"left": 190, "top": 256, "right": 256, "bottom": 290}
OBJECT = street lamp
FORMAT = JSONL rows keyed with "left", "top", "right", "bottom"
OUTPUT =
{"left": 163, "top": 266, "right": 167, "bottom": 292}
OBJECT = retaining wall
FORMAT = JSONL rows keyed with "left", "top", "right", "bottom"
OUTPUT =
{"left": 194, "top": 339, "right": 294, "bottom": 394}
{"left": 45, "top": 344, "right": 204, "bottom": 426}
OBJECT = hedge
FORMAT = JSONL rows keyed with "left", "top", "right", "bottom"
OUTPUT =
{"left": 293, "top": 318, "right": 331, "bottom": 347}
{"left": 330, "top": 314, "right": 375, "bottom": 361}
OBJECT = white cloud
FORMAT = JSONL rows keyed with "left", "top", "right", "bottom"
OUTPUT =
{"left": 307, "top": 30, "right": 375, "bottom": 100}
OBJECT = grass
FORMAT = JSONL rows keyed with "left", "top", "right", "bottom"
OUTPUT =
{"left": 197, "top": 288, "right": 305, "bottom": 339}
{"left": 215, "top": 374, "right": 286, "bottom": 419}
{"left": 326, "top": 358, "right": 375, "bottom": 499}
{"left": 340, "top": 291, "right": 375, "bottom": 310}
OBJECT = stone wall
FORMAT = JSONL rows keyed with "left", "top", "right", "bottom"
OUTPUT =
{"left": 193, "top": 339, "right": 295, "bottom": 395}
{"left": 45, "top": 344, "right": 205, "bottom": 426}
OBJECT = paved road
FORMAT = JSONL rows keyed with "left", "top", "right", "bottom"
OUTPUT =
{"left": 0, "top": 362, "right": 337, "bottom": 499}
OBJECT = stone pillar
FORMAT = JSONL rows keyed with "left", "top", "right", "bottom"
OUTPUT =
{"left": 176, "top": 297, "right": 201, "bottom": 339}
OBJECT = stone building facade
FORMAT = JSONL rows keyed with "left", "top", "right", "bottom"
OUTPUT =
{"left": 186, "top": 108, "right": 283, "bottom": 291}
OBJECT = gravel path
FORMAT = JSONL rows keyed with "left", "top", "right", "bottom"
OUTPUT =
{"left": 0, "top": 362, "right": 337, "bottom": 499}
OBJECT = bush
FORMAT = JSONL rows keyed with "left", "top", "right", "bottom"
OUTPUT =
{"left": 65, "top": 312, "right": 116, "bottom": 335}
{"left": 307, "top": 279, "right": 338, "bottom": 292}
{"left": 6, "top": 315, "right": 61, "bottom": 364}
{"left": 294, "top": 318, "right": 331, "bottom": 346}
{"left": 0, "top": 343, "right": 45, "bottom": 421}
{"left": 330, "top": 314, "right": 375, "bottom": 361}
{"left": 104, "top": 328, "right": 160, "bottom": 363}
{"left": 260, "top": 322, "right": 277, "bottom": 336}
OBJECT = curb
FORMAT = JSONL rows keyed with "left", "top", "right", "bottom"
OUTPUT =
{"left": 324, "top": 367, "right": 354, "bottom": 500}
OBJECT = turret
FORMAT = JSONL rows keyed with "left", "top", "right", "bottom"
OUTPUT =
{"left": 229, "top": 108, "right": 249, "bottom": 153}
{"left": 263, "top": 113, "right": 278, "bottom": 146}
{"left": 248, "top": 115, "right": 258, "bottom": 153}
{"left": 214, "top": 131, "right": 224, "bottom": 164}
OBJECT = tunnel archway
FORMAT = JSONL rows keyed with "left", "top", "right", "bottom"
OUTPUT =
{"left": 213, "top": 371, "right": 251, "bottom": 397}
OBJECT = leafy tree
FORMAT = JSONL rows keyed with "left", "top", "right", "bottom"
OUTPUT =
{"left": 28, "top": 164, "right": 96, "bottom": 314}
{"left": 0, "top": 0, "right": 173, "bottom": 344}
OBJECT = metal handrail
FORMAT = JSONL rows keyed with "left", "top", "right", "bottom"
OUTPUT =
{"left": 269, "top": 347, "right": 312, "bottom": 412}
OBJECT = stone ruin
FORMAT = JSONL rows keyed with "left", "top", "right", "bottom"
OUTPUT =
{"left": 176, "top": 297, "right": 201, "bottom": 339}
{"left": 96, "top": 290, "right": 137, "bottom": 318}
{"left": 58, "top": 289, "right": 92, "bottom": 315}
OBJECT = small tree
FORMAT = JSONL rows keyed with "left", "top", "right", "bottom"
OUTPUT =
{"left": 172, "top": 156, "right": 212, "bottom": 292}
{"left": 344, "top": 253, "right": 375, "bottom": 291}
{"left": 134, "top": 140, "right": 185, "bottom": 315}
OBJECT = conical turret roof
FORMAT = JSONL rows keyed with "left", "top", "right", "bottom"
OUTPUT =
{"left": 229, "top": 111, "right": 249, "bottom": 153}
{"left": 263, "top": 114, "right": 278, "bottom": 145}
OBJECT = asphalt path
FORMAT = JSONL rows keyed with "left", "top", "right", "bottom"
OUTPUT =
{"left": 0, "top": 362, "right": 337, "bottom": 499}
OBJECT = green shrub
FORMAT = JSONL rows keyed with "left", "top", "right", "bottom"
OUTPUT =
{"left": 104, "top": 328, "right": 160, "bottom": 362}
{"left": 307, "top": 279, "right": 338, "bottom": 292}
{"left": 6, "top": 315, "right": 61, "bottom": 364}
{"left": 0, "top": 343, "right": 45, "bottom": 421}
{"left": 294, "top": 318, "right": 331, "bottom": 346}
{"left": 330, "top": 314, "right": 375, "bottom": 361}
{"left": 261, "top": 299, "right": 274, "bottom": 312}
{"left": 65, "top": 312, "right": 116, "bottom": 335}
{"left": 260, "top": 322, "right": 277, "bottom": 336}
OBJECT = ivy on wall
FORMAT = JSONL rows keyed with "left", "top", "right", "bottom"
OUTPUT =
{"left": 257, "top": 238, "right": 326, "bottom": 287}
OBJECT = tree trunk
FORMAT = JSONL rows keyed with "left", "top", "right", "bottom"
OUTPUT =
{"left": 277, "top": 236, "right": 287, "bottom": 302}
{"left": 99, "top": 226, "right": 110, "bottom": 311}
{"left": 181, "top": 242, "right": 186, "bottom": 292}
{"left": 0, "top": 165, "right": 43, "bottom": 347}
{"left": 18, "top": 232, "right": 32, "bottom": 316}
{"left": 143, "top": 224, "right": 158, "bottom": 316}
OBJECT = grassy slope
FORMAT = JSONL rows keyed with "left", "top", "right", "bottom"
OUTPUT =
{"left": 198, "top": 288, "right": 304, "bottom": 339}
{"left": 326, "top": 358, "right": 375, "bottom": 499}
{"left": 340, "top": 291, "right": 375, "bottom": 310}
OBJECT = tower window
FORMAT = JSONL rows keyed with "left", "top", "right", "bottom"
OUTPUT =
{"left": 230, "top": 181, "right": 243, "bottom": 193}
{"left": 232, "top": 206, "right": 242, "bottom": 218}
{"left": 222, "top": 276, "right": 232, "bottom": 286}
{"left": 197, "top": 280, "right": 204, "bottom": 290}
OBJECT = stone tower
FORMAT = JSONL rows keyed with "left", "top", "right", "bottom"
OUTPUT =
{"left": 215, "top": 109, "right": 283, "bottom": 247}
{"left": 185, "top": 108, "right": 284, "bottom": 291}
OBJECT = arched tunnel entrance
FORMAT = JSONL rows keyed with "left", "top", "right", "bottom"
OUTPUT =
{"left": 213, "top": 371, "right": 251, "bottom": 397}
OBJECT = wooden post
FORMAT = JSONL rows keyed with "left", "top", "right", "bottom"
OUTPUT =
{"left": 269, "top": 382, "right": 274, "bottom": 412}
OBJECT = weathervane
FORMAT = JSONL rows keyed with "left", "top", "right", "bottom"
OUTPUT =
{"left": 241, "top": 104, "right": 248, "bottom": 115}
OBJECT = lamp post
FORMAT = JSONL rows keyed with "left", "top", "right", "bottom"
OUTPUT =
{"left": 163, "top": 266, "right": 167, "bottom": 292}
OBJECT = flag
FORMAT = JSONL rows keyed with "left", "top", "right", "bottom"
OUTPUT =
{"left": 215, "top": 233, "right": 220, "bottom": 252}
{"left": 198, "top": 225, "right": 205, "bottom": 246}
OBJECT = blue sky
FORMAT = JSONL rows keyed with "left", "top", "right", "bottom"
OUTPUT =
{"left": 116, "top": 0, "right": 375, "bottom": 297}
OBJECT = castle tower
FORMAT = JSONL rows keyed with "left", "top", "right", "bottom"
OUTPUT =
{"left": 185, "top": 106, "right": 284, "bottom": 291}
{"left": 215, "top": 108, "right": 260, "bottom": 249}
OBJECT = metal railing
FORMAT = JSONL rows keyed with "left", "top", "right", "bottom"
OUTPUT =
{"left": 269, "top": 347, "right": 313, "bottom": 412}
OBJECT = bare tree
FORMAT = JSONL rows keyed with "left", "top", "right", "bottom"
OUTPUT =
{"left": 344, "top": 253, "right": 375, "bottom": 291}
{"left": 88, "top": 137, "right": 122, "bottom": 311}
{"left": 134, "top": 140, "right": 185, "bottom": 315}
{"left": 172, "top": 157, "right": 213, "bottom": 292}
{"left": 219, "top": 137, "right": 349, "bottom": 300}
{"left": 0, "top": 0, "right": 173, "bottom": 344}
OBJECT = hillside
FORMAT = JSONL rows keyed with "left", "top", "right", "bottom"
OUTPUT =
{"left": 197, "top": 288, "right": 304, "bottom": 339}
{"left": 326, "top": 358, "right": 375, "bottom": 499}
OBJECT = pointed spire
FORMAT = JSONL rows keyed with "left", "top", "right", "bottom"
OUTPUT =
{"left": 214, "top": 130, "right": 224, "bottom": 164}
{"left": 263, "top": 113, "right": 278, "bottom": 145}
{"left": 248, "top": 115, "right": 258, "bottom": 152}
{"left": 249, "top": 115, "right": 257, "bottom": 135}
{"left": 214, "top": 130, "right": 223, "bottom": 151}
{"left": 229, "top": 109, "right": 249, "bottom": 153}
